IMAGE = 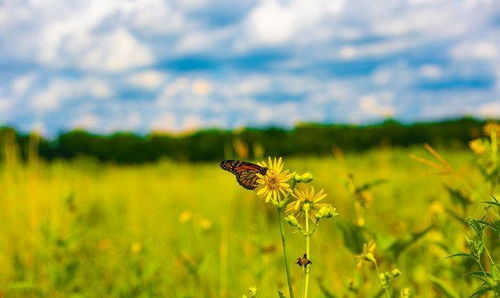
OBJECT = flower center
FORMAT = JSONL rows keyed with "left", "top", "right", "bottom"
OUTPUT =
{"left": 268, "top": 176, "right": 280, "bottom": 190}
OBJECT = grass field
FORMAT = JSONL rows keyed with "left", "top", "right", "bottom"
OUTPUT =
{"left": 0, "top": 142, "right": 498, "bottom": 297}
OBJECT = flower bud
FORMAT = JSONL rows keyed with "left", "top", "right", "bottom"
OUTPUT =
{"left": 294, "top": 173, "right": 302, "bottom": 182}
{"left": 391, "top": 268, "right": 401, "bottom": 278}
{"left": 316, "top": 205, "right": 338, "bottom": 219}
{"left": 378, "top": 273, "right": 388, "bottom": 288}
{"left": 364, "top": 252, "right": 376, "bottom": 264}
{"left": 401, "top": 288, "right": 411, "bottom": 298}
{"left": 285, "top": 215, "right": 302, "bottom": 229}
{"left": 301, "top": 172, "right": 314, "bottom": 183}
{"left": 248, "top": 287, "right": 257, "bottom": 297}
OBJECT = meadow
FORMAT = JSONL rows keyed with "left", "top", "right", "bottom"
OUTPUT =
{"left": 0, "top": 135, "right": 498, "bottom": 297}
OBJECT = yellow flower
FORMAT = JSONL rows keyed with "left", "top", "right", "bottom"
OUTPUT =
{"left": 468, "top": 139, "right": 487, "bottom": 155}
{"left": 355, "top": 240, "right": 377, "bottom": 270}
{"left": 179, "top": 210, "right": 193, "bottom": 223}
{"left": 256, "top": 157, "right": 294, "bottom": 204}
{"left": 286, "top": 186, "right": 329, "bottom": 223}
{"left": 483, "top": 122, "right": 500, "bottom": 135}
{"left": 130, "top": 242, "right": 142, "bottom": 254}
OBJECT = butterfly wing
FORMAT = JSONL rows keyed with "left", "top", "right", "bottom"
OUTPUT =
{"left": 220, "top": 160, "right": 267, "bottom": 190}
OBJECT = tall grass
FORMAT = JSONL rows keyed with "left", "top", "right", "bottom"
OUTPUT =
{"left": 0, "top": 132, "right": 495, "bottom": 297}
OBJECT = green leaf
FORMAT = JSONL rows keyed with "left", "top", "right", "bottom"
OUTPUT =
{"left": 356, "top": 179, "right": 388, "bottom": 192}
{"left": 470, "top": 286, "right": 491, "bottom": 297}
{"left": 386, "top": 226, "right": 432, "bottom": 259}
{"left": 444, "top": 185, "right": 472, "bottom": 210}
{"left": 429, "top": 276, "right": 461, "bottom": 298}
{"left": 468, "top": 219, "right": 485, "bottom": 237}
{"left": 481, "top": 200, "right": 500, "bottom": 207}
{"left": 277, "top": 290, "right": 286, "bottom": 298}
{"left": 336, "top": 220, "right": 372, "bottom": 254}
{"left": 475, "top": 220, "right": 498, "bottom": 232}
{"left": 444, "top": 253, "right": 474, "bottom": 259}
{"left": 465, "top": 271, "right": 493, "bottom": 278}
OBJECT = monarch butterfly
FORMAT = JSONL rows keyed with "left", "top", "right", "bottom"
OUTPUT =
{"left": 220, "top": 160, "right": 268, "bottom": 190}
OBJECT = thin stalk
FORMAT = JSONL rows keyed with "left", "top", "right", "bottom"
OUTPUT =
{"left": 303, "top": 209, "right": 311, "bottom": 298}
{"left": 374, "top": 262, "right": 390, "bottom": 298}
{"left": 477, "top": 257, "right": 498, "bottom": 297}
{"left": 278, "top": 207, "right": 295, "bottom": 298}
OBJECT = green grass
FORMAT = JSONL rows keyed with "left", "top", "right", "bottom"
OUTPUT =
{"left": 0, "top": 146, "right": 494, "bottom": 297}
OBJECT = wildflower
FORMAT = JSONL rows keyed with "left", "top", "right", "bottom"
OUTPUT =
{"left": 379, "top": 273, "right": 389, "bottom": 288}
{"left": 130, "top": 242, "right": 142, "bottom": 254}
{"left": 401, "top": 288, "right": 411, "bottom": 298}
{"left": 300, "top": 172, "right": 314, "bottom": 183}
{"left": 285, "top": 214, "right": 302, "bottom": 229}
{"left": 241, "top": 287, "right": 258, "bottom": 298}
{"left": 483, "top": 122, "right": 500, "bottom": 135}
{"left": 355, "top": 240, "right": 377, "bottom": 270}
{"left": 315, "top": 205, "right": 338, "bottom": 220}
{"left": 468, "top": 139, "right": 487, "bottom": 155}
{"left": 286, "top": 186, "right": 329, "bottom": 223}
{"left": 198, "top": 217, "right": 213, "bottom": 231}
{"left": 256, "top": 157, "right": 294, "bottom": 204}
{"left": 179, "top": 210, "right": 193, "bottom": 223}
{"left": 391, "top": 268, "right": 402, "bottom": 278}
{"left": 294, "top": 173, "right": 302, "bottom": 182}
{"left": 428, "top": 201, "right": 445, "bottom": 215}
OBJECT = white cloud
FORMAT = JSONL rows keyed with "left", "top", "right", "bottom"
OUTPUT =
{"left": 77, "top": 29, "right": 154, "bottom": 72}
{"left": 476, "top": 101, "right": 500, "bottom": 118}
{"left": 12, "top": 73, "right": 38, "bottom": 96}
{"left": 182, "top": 114, "right": 202, "bottom": 131}
{"left": 338, "top": 39, "right": 417, "bottom": 60}
{"left": 0, "top": 97, "right": 14, "bottom": 116}
{"left": 419, "top": 65, "right": 443, "bottom": 79}
{"left": 241, "top": 0, "right": 345, "bottom": 48}
{"left": 120, "top": 0, "right": 188, "bottom": 36}
{"left": 151, "top": 113, "right": 176, "bottom": 132}
{"left": 72, "top": 113, "right": 100, "bottom": 130}
{"left": 127, "top": 70, "right": 166, "bottom": 90}
{"left": 451, "top": 41, "right": 498, "bottom": 60}
{"left": 358, "top": 93, "right": 395, "bottom": 117}
{"left": 30, "top": 78, "right": 113, "bottom": 112}
{"left": 191, "top": 79, "right": 212, "bottom": 95}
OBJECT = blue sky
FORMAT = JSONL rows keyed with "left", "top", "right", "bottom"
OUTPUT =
{"left": 0, "top": 0, "right": 499, "bottom": 136}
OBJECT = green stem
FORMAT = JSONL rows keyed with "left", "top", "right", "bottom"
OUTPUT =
{"left": 278, "top": 207, "right": 294, "bottom": 298}
{"left": 303, "top": 209, "right": 311, "bottom": 298}
{"left": 374, "top": 262, "right": 390, "bottom": 298}
{"left": 477, "top": 257, "right": 498, "bottom": 297}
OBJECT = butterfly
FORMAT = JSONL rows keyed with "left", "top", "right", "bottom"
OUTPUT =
{"left": 220, "top": 160, "right": 268, "bottom": 190}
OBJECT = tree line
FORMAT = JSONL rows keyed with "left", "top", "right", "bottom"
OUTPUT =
{"left": 0, "top": 117, "right": 490, "bottom": 163}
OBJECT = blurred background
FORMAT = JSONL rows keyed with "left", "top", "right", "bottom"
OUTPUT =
{"left": 0, "top": 0, "right": 499, "bottom": 297}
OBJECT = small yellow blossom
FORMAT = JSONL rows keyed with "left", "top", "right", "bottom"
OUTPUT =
{"left": 256, "top": 157, "right": 294, "bottom": 204}
{"left": 468, "top": 139, "right": 487, "bottom": 155}
{"left": 130, "top": 242, "right": 142, "bottom": 254}
{"left": 286, "top": 186, "right": 330, "bottom": 223}
{"left": 428, "top": 201, "right": 445, "bottom": 215}
{"left": 179, "top": 210, "right": 193, "bottom": 223}
{"left": 483, "top": 122, "right": 500, "bottom": 135}
{"left": 355, "top": 240, "right": 377, "bottom": 270}
{"left": 199, "top": 217, "right": 213, "bottom": 230}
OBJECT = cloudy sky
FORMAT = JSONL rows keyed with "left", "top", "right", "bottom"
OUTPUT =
{"left": 0, "top": 0, "right": 499, "bottom": 135}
